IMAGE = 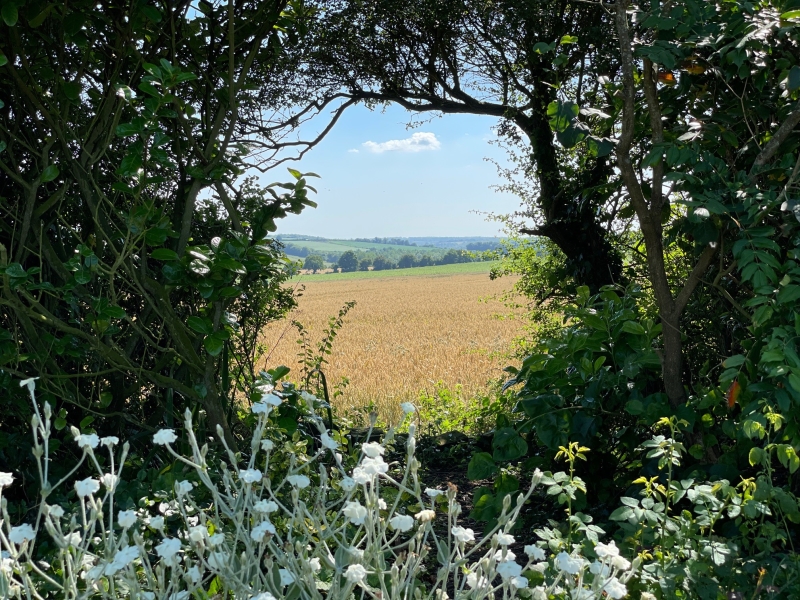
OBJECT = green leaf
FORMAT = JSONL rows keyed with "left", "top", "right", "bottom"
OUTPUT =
{"left": 142, "top": 5, "right": 162, "bottom": 22}
{"left": 559, "top": 35, "right": 578, "bottom": 44}
{"left": 0, "top": 52, "right": 7, "bottom": 67}
{"left": 532, "top": 42, "right": 554, "bottom": 54}
{"left": 150, "top": 248, "right": 179, "bottom": 261}
{"left": 62, "top": 81, "right": 81, "bottom": 101}
{"left": 467, "top": 452, "right": 498, "bottom": 480}
{"left": 204, "top": 334, "right": 225, "bottom": 356}
{"left": 547, "top": 101, "right": 579, "bottom": 132}
{"left": 105, "top": 306, "right": 126, "bottom": 319}
{"left": 492, "top": 427, "right": 528, "bottom": 462}
{"left": 788, "top": 65, "right": 800, "bottom": 92}
{"left": 556, "top": 123, "right": 587, "bottom": 148}
{"left": 621, "top": 320, "right": 646, "bottom": 335}
{"left": 40, "top": 165, "right": 59, "bottom": 183}
{"left": 781, "top": 9, "right": 800, "bottom": 20}
{"left": 187, "top": 316, "right": 214, "bottom": 335}
{"left": 587, "top": 136, "right": 614, "bottom": 157}
{"left": 215, "top": 257, "right": 246, "bottom": 274}
{"left": 748, "top": 446, "right": 765, "bottom": 466}
{"left": 722, "top": 355, "right": 746, "bottom": 368}
{"left": 2, "top": 4, "right": 18, "bottom": 26}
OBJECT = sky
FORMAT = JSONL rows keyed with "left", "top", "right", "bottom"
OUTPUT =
{"left": 263, "top": 103, "right": 523, "bottom": 238}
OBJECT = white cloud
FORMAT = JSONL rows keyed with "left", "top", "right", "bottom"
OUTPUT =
{"left": 362, "top": 132, "right": 441, "bottom": 153}
{"left": 348, "top": 148, "right": 359, "bottom": 153}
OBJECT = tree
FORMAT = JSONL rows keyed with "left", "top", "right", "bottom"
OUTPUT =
{"left": 398, "top": 254, "right": 416, "bottom": 269}
{"left": 337, "top": 250, "right": 360, "bottom": 272}
{"left": 301, "top": 0, "right": 624, "bottom": 291}
{"left": 359, "top": 258, "right": 373, "bottom": 271}
{"left": 303, "top": 255, "right": 326, "bottom": 273}
{"left": 372, "top": 256, "right": 395, "bottom": 270}
{"left": 0, "top": 0, "right": 350, "bottom": 450}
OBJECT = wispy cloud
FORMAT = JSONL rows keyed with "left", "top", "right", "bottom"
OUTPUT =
{"left": 348, "top": 148, "right": 359, "bottom": 153}
{"left": 362, "top": 132, "right": 441, "bottom": 153}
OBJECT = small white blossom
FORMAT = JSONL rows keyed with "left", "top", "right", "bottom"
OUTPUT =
{"left": 208, "top": 551, "right": 228, "bottom": 568}
{"left": 590, "top": 560, "right": 611, "bottom": 577}
{"left": 525, "top": 545, "right": 546, "bottom": 561}
{"left": 286, "top": 475, "right": 310, "bottom": 488}
{"left": 149, "top": 516, "right": 165, "bottom": 530}
{"left": 497, "top": 560, "right": 522, "bottom": 580}
{"left": 309, "top": 557, "right": 321, "bottom": 573}
{"left": 595, "top": 541, "right": 620, "bottom": 558}
{"left": 101, "top": 473, "right": 119, "bottom": 491}
{"left": 105, "top": 545, "right": 138, "bottom": 575}
{"left": 415, "top": 509, "right": 436, "bottom": 522}
{"left": 603, "top": 578, "right": 627, "bottom": 600}
{"left": 511, "top": 576, "right": 529, "bottom": 589}
{"left": 76, "top": 433, "right": 99, "bottom": 449}
{"left": 239, "top": 469, "right": 262, "bottom": 484}
{"left": 495, "top": 532, "right": 515, "bottom": 546}
{"left": 261, "top": 439, "right": 274, "bottom": 451}
{"left": 187, "top": 565, "right": 202, "bottom": 584}
{"left": 320, "top": 432, "right": 338, "bottom": 450}
{"left": 118, "top": 510, "right": 136, "bottom": 528}
{"left": 252, "top": 594, "right": 277, "bottom": 600}
{"left": 74, "top": 478, "right": 100, "bottom": 498}
{"left": 279, "top": 568, "right": 295, "bottom": 586}
{"left": 389, "top": 514, "right": 414, "bottom": 532}
{"left": 253, "top": 499, "right": 279, "bottom": 513}
{"left": 345, "top": 563, "right": 367, "bottom": 583}
{"left": 343, "top": 501, "right": 368, "bottom": 525}
{"left": 153, "top": 429, "right": 178, "bottom": 445}
{"left": 100, "top": 436, "right": 119, "bottom": 447}
{"left": 262, "top": 393, "right": 282, "bottom": 406}
{"left": 9, "top": 524, "right": 36, "bottom": 544}
{"left": 0, "top": 472, "right": 14, "bottom": 488}
{"left": 495, "top": 549, "right": 516, "bottom": 562}
{"left": 556, "top": 551, "right": 584, "bottom": 575}
{"left": 189, "top": 526, "right": 207, "bottom": 544}
{"left": 610, "top": 555, "right": 631, "bottom": 571}
{"left": 48, "top": 505, "right": 64, "bottom": 519}
{"left": 532, "top": 586, "right": 548, "bottom": 600}
{"left": 361, "top": 456, "right": 388, "bottom": 476}
{"left": 425, "top": 488, "right": 444, "bottom": 498}
{"left": 155, "top": 538, "right": 182, "bottom": 561}
{"left": 378, "top": 498, "right": 387, "bottom": 510}
{"left": 64, "top": 532, "right": 82, "bottom": 547}
{"left": 209, "top": 533, "right": 225, "bottom": 546}
{"left": 466, "top": 572, "right": 489, "bottom": 590}
{"left": 352, "top": 467, "right": 372, "bottom": 485}
{"left": 251, "top": 402, "right": 271, "bottom": 414}
{"left": 361, "top": 442, "right": 384, "bottom": 458}
{"left": 400, "top": 402, "right": 416, "bottom": 414}
{"left": 175, "top": 480, "right": 193, "bottom": 497}
{"left": 451, "top": 526, "right": 475, "bottom": 543}
{"left": 340, "top": 476, "right": 355, "bottom": 491}
{"left": 250, "top": 520, "right": 276, "bottom": 542}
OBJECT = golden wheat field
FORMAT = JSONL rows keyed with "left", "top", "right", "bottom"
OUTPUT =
{"left": 259, "top": 266, "right": 522, "bottom": 422}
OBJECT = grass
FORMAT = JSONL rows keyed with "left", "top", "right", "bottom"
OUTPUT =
{"left": 292, "top": 261, "right": 498, "bottom": 281}
{"left": 284, "top": 239, "right": 431, "bottom": 252}
{"left": 259, "top": 265, "right": 521, "bottom": 422}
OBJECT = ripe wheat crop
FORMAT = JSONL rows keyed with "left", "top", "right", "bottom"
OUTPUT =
{"left": 259, "top": 268, "right": 522, "bottom": 422}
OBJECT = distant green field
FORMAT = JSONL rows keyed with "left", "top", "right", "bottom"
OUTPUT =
{"left": 284, "top": 239, "right": 434, "bottom": 253}
{"left": 292, "top": 261, "right": 497, "bottom": 281}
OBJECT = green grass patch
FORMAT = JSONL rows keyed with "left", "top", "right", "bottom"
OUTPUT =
{"left": 293, "top": 261, "right": 498, "bottom": 281}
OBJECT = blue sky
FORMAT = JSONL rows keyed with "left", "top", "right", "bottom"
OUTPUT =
{"left": 266, "top": 103, "right": 522, "bottom": 238}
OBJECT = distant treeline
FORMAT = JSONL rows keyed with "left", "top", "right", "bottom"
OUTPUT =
{"left": 301, "top": 249, "right": 490, "bottom": 273}
{"left": 353, "top": 237, "right": 417, "bottom": 247}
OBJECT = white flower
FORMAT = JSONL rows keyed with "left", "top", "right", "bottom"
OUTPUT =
{"left": 253, "top": 499, "right": 279, "bottom": 513}
{"left": 603, "top": 577, "right": 627, "bottom": 600}
{"left": 118, "top": 510, "right": 136, "bottom": 528}
{"left": 149, "top": 516, "right": 165, "bottom": 530}
{"left": 101, "top": 436, "right": 119, "bottom": 447}
{"left": 261, "top": 439, "right": 274, "bottom": 451}
{"left": 590, "top": 560, "right": 611, "bottom": 577}
{"left": 0, "top": 472, "right": 14, "bottom": 488}
{"left": 262, "top": 393, "right": 282, "bottom": 406}
{"left": 570, "top": 589, "right": 595, "bottom": 600}
{"left": 343, "top": 501, "right": 368, "bottom": 525}
{"left": 309, "top": 557, "right": 321, "bottom": 573}
{"left": 187, "top": 565, "right": 202, "bottom": 584}
{"left": 74, "top": 478, "right": 100, "bottom": 498}
{"left": 251, "top": 402, "right": 271, "bottom": 414}
{"left": 495, "top": 549, "right": 516, "bottom": 562}
{"left": 208, "top": 551, "right": 228, "bottom": 568}
{"left": 64, "top": 532, "right": 82, "bottom": 547}
{"left": 320, "top": 432, "right": 338, "bottom": 450}
{"left": 466, "top": 572, "right": 488, "bottom": 590}
{"left": 250, "top": 520, "right": 276, "bottom": 542}
{"left": 279, "top": 568, "right": 295, "bottom": 586}
{"left": 530, "top": 562, "right": 548, "bottom": 573}
{"left": 76, "top": 433, "right": 99, "bottom": 449}
{"left": 389, "top": 514, "right": 414, "bottom": 531}
{"left": 532, "top": 586, "right": 548, "bottom": 600}
{"left": 9, "top": 524, "right": 36, "bottom": 544}
{"left": 175, "top": 480, "right": 193, "bottom": 496}
{"left": 208, "top": 533, "right": 225, "bottom": 546}
{"left": 497, "top": 560, "right": 522, "bottom": 580}
{"left": 451, "top": 526, "right": 475, "bottom": 543}
{"left": 556, "top": 552, "right": 584, "bottom": 575}
{"left": 340, "top": 477, "right": 356, "bottom": 491}
{"left": 641, "top": 593, "right": 657, "bottom": 600}
{"left": 361, "top": 442, "right": 384, "bottom": 457}
{"left": 400, "top": 402, "right": 416, "bottom": 414}
{"left": 495, "top": 532, "right": 515, "bottom": 546}
{"left": 345, "top": 563, "right": 367, "bottom": 583}
{"left": 189, "top": 526, "right": 207, "bottom": 544}
{"left": 252, "top": 594, "right": 277, "bottom": 600}
{"left": 101, "top": 473, "right": 119, "bottom": 491}
{"left": 48, "top": 505, "right": 64, "bottom": 518}
{"left": 286, "top": 474, "right": 310, "bottom": 488}
{"left": 511, "top": 576, "right": 529, "bottom": 589}
{"left": 105, "top": 545, "right": 138, "bottom": 575}
{"left": 525, "top": 545, "right": 546, "bottom": 561}
{"left": 352, "top": 467, "right": 372, "bottom": 485}
{"left": 155, "top": 538, "right": 182, "bottom": 561}
{"left": 361, "top": 456, "right": 388, "bottom": 476}
{"left": 595, "top": 541, "right": 620, "bottom": 558}
{"left": 153, "top": 429, "right": 178, "bottom": 445}
{"left": 239, "top": 469, "right": 262, "bottom": 484}
{"left": 610, "top": 555, "right": 631, "bottom": 571}
{"left": 425, "top": 488, "right": 444, "bottom": 498}
{"left": 415, "top": 509, "right": 436, "bottom": 522}
{"left": 378, "top": 498, "right": 387, "bottom": 510}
